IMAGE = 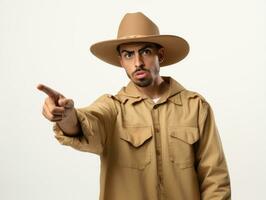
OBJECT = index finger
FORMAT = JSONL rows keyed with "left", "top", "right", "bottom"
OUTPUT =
{"left": 37, "top": 84, "right": 60, "bottom": 98}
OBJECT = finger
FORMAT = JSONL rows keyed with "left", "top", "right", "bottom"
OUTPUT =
{"left": 44, "top": 102, "right": 65, "bottom": 116}
{"left": 37, "top": 84, "right": 63, "bottom": 99}
{"left": 45, "top": 96, "right": 66, "bottom": 110}
{"left": 45, "top": 97, "right": 58, "bottom": 111}
{"left": 49, "top": 115, "right": 63, "bottom": 122}
{"left": 42, "top": 106, "right": 63, "bottom": 122}
{"left": 58, "top": 98, "right": 74, "bottom": 109}
{"left": 50, "top": 117, "right": 63, "bottom": 122}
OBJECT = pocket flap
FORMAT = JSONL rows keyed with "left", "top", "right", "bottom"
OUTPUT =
{"left": 120, "top": 126, "right": 153, "bottom": 147}
{"left": 169, "top": 126, "right": 199, "bottom": 144}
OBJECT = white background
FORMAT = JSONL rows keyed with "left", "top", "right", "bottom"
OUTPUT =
{"left": 1, "top": 0, "right": 265, "bottom": 199}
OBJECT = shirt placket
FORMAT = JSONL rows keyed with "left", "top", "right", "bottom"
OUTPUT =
{"left": 151, "top": 103, "right": 165, "bottom": 200}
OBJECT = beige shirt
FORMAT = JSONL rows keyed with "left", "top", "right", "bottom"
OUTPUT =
{"left": 53, "top": 76, "right": 231, "bottom": 200}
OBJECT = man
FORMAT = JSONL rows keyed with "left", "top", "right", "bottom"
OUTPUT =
{"left": 37, "top": 12, "right": 231, "bottom": 200}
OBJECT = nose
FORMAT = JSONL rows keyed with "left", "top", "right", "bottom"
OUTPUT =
{"left": 134, "top": 53, "right": 144, "bottom": 68}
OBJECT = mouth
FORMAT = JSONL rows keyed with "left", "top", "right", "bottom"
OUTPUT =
{"left": 134, "top": 70, "right": 149, "bottom": 79}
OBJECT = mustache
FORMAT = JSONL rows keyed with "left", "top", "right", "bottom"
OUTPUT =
{"left": 132, "top": 66, "right": 150, "bottom": 76}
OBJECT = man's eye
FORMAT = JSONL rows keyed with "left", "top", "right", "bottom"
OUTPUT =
{"left": 142, "top": 49, "right": 152, "bottom": 55}
{"left": 123, "top": 53, "right": 133, "bottom": 59}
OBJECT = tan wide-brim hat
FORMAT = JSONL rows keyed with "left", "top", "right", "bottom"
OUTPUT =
{"left": 90, "top": 12, "right": 189, "bottom": 67}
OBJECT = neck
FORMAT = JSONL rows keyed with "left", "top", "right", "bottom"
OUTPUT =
{"left": 135, "top": 76, "right": 168, "bottom": 99}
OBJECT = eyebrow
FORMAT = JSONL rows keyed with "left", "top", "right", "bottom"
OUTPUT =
{"left": 120, "top": 45, "right": 156, "bottom": 55}
{"left": 120, "top": 49, "right": 134, "bottom": 54}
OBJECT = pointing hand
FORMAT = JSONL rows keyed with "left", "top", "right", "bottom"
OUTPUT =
{"left": 37, "top": 84, "right": 74, "bottom": 122}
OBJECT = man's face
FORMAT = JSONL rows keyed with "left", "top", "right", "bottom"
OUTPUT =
{"left": 118, "top": 42, "right": 164, "bottom": 87}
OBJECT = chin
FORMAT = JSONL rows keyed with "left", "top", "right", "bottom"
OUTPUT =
{"left": 134, "top": 78, "right": 153, "bottom": 87}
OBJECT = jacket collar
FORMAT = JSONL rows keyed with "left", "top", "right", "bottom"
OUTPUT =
{"left": 115, "top": 76, "right": 185, "bottom": 105}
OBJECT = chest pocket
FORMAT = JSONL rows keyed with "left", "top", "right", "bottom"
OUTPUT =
{"left": 118, "top": 126, "right": 153, "bottom": 170}
{"left": 168, "top": 126, "right": 199, "bottom": 169}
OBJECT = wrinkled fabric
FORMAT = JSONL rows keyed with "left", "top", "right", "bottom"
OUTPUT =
{"left": 53, "top": 76, "right": 231, "bottom": 200}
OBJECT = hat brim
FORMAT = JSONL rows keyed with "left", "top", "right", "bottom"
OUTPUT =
{"left": 90, "top": 35, "right": 189, "bottom": 67}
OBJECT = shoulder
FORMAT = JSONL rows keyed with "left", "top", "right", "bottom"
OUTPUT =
{"left": 179, "top": 89, "right": 211, "bottom": 114}
{"left": 78, "top": 94, "right": 118, "bottom": 114}
{"left": 180, "top": 89, "right": 206, "bottom": 102}
{"left": 91, "top": 93, "right": 118, "bottom": 103}
{"left": 94, "top": 94, "right": 115, "bottom": 101}
{"left": 90, "top": 94, "right": 119, "bottom": 109}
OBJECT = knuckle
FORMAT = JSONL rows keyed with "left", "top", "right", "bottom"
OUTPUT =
{"left": 42, "top": 112, "right": 52, "bottom": 121}
{"left": 43, "top": 110, "right": 55, "bottom": 121}
{"left": 67, "top": 99, "right": 74, "bottom": 108}
{"left": 48, "top": 104, "right": 56, "bottom": 112}
{"left": 50, "top": 107, "right": 57, "bottom": 114}
{"left": 50, "top": 116, "right": 57, "bottom": 122}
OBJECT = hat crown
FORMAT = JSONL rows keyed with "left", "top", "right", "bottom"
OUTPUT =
{"left": 117, "top": 12, "right": 160, "bottom": 39}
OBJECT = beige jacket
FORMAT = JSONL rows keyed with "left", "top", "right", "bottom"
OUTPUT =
{"left": 53, "top": 76, "right": 231, "bottom": 200}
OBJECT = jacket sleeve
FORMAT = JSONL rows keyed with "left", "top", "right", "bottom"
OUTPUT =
{"left": 195, "top": 100, "right": 231, "bottom": 200}
{"left": 53, "top": 94, "right": 117, "bottom": 155}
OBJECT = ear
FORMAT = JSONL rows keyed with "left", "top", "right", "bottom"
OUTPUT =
{"left": 158, "top": 47, "right": 165, "bottom": 63}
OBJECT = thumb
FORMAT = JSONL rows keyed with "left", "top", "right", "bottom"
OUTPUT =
{"left": 58, "top": 98, "right": 74, "bottom": 109}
